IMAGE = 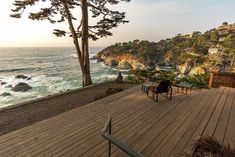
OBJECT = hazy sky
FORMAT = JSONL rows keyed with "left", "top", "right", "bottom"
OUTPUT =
{"left": 0, "top": 0, "right": 235, "bottom": 47}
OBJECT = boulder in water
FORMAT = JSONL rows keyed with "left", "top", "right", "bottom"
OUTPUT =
{"left": 0, "top": 92, "right": 11, "bottom": 97}
{"left": 12, "top": 82, "right": 32, "bottom": 92}
{"left": 15, "top": 75, "right": 28, "bottom": 79}
{"left": 1, "top": 81, "right": 7, "bottom": 85}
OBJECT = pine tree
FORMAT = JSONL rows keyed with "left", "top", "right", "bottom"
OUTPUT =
{"left": 11, "top": 0, "right": 130, "bottom": 86}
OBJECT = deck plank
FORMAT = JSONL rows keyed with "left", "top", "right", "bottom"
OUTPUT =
{"left": 14, "top": 89, "right": 147, "bottom": 157}
{"left": 179, "top": 87, "right": 226, "bottom": 156}
{"left": 224, "top": 87, "right": 235, "bottom": 148}
{"left": 111, "top": 91, "right": 203, "bottom": 156}
{"left": 168, "top": 88, "right": 220, "bottom": 157}
{"left": 202, "top": 87, "right": 230, "bottom": 137}
{"left": 213, "top": 87, "right": 234, "bottom": 142}
{"left": 97, "top": 93, "right": 186, "bottom": 157}
{"left": 0, "top": 86, "right": 234, "bottom": 157}
{"left": 156, "top": 89, "right": 219, "bottom": 157}
{"left": 143, "top": 90, "right": 208, "bottom": 156}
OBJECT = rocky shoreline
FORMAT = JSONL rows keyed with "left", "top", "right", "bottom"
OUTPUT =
{"left": 0, "top": 75, "right": 32, "bottom": 97}
{"left": 94, "top": 52, "right": 206, "bottom": 76}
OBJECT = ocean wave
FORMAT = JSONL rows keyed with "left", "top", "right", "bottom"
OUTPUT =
{"left": 0, "top": 75, "right": 79, "bottom": 108}
{"left": 70, "top": 52, "right": 97, "bottom": 59}
{"left": 0, "top": 47, "right": 118, "bottom": 108}
{"left": 70, "top": 54, "right": 77, "bottom": 58}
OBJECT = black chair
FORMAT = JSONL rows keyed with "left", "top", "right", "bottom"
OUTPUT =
{"left": 147, "top": 80, "right": 172, "bottom": 102}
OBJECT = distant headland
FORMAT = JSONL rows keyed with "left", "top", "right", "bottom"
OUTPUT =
{"left": 95, "top": 22, "right": 235, "bottom": 74}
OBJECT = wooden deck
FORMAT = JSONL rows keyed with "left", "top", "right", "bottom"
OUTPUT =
{"left": 0, "top": 86, "right": 234, "bottom": 157}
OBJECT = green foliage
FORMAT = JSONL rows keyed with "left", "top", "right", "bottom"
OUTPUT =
{"left": 176, "top": 74, "right": 209, "bottom": 88}
{"left": 210, "top": 30, "right": 219, "bottom": 42}
{"left": 127, "top": 69, "right": 176, "bottom": 83}
{"left": 155, "top": 71, "right": 176, "bottom": 82}
{"left": 11, "top": 0, "right": 130, "bottom": 40}
{"left": 222, "top": 34, "right": 235, "bottom": 65}
{"left": 98, "top": 23, "right": 234, "bottom": 69}
{"left": 127, "top": 69, "right": 209, "bottom": 88}
{"left": 223, "top": 34, "right": 235, "bottom": 48}
{"left": 127, "top": 69, "right": 156, "bottom": 83}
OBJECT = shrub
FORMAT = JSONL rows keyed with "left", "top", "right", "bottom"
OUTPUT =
{"left": 176, "top": 73, "right": 209, "bottom": 88}
{"left": 127, "top": 69, "right": 176, "bottom": 83}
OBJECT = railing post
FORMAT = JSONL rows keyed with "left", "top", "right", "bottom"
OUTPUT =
{"left": 102, "top": 117, "right": 144, "bottom": 157}
{"left": 208, "top": 72, "right": 214, "bottom": 88}
{"left": 109, "top": 118, "right": 112, "bottom": 157}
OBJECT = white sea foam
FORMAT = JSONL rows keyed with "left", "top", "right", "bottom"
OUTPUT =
{"left": 0, "top": 47, "right": 122, "bottom": 108}
{"left": 70, "top": 52, "right": 96, "bottom": 59}
{"left": 70, "top": 54, "right": 77, "bottom": 58}
{"left": 0, "top": 75, "right": 77, "bottom": 108}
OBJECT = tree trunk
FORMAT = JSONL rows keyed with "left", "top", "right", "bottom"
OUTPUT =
{"left": 63, "top": 0, "right": 92, "bottom": 87}
{"left": 81, "top": 0, "right": 92, "bottom": 86}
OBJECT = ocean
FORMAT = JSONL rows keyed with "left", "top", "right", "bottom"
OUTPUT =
{"left": 0, "top": 47, "right": 124, "bottom": 108}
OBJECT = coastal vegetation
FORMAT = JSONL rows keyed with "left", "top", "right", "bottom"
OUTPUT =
{"left": 11, "top": 0, "right": 130, "bottom": 86}
{"left": 96, "top": 22, "right": 235, "bottom": 69}
{"left": 96, "top": 23, "right": 235, "bottom": 88}
{"left": 127, "top": 69, "right": 208, "bottom": 88}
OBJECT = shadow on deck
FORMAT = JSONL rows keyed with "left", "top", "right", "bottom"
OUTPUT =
{"left": 0, "top": 85, "right": 234, "bottom": 157}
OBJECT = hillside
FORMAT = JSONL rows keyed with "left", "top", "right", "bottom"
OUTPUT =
{"left": 96, "top": 22, "right": 235, "bottom": 70}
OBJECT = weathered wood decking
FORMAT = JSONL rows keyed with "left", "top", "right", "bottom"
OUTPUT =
{"left": 0, "top": 86, "right": 234, "bottom": 157}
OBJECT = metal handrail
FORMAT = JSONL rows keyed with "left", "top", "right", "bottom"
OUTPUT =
{"left": 101, "top": 117, "right": 144, "bottom": 157}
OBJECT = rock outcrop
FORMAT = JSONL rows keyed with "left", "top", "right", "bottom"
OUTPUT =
{"left": 118, "top": 60, "right": 132, "bottom": 69}
{"left": 103, "top": 58, "right": 118, "bottom": 68}
{"left": 189, "top": 66, "right": 205, "bottom": 76}
{"left": 15, "top": 75, "right": 28, "bottom": 79}
{"left": 177, "top": 58, "right": 194, "bottom": 74}
{"left": 98, "top": 53, "right": 146, "bottom": 70}
{"left": 1, "top": 81, "right": 7, "bottom": 85}
{"left": 12, "top": 82, "right": 32, "bottom": 92}
{"left": 131, "top": 62, "right": 145, "bottom": 70}
{"left": 0, "top": 92, "right": 11, "bottom": 97}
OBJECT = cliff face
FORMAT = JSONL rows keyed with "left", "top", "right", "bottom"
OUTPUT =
{"left": 101, "top": 53, "right": 146, "bottom": 70}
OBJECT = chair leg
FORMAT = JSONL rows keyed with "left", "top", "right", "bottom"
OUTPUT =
{"left": 170, "top": 88, "right": 172, "bottom": 100}
{"left": 156, "top": 93, "right": 158, "bottom": 102}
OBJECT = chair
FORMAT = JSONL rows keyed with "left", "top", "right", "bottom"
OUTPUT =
{"left": 147, "top": 80, "right": 172, "bottom": 102}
